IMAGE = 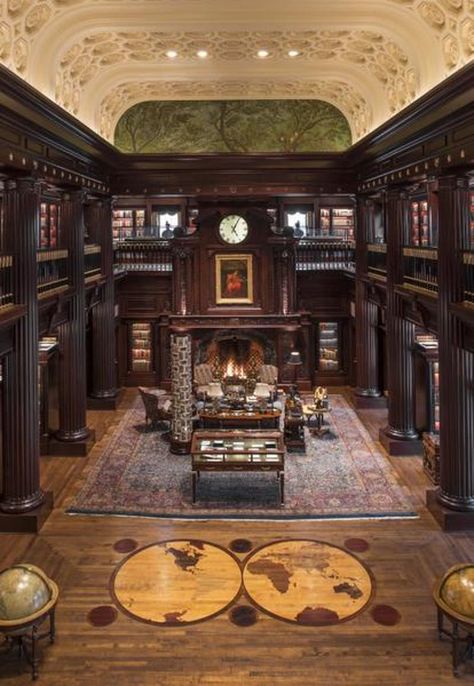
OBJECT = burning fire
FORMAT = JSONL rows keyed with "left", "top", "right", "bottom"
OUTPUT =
{"left": 223, "top": 357, "right": 246, "bottom": 379}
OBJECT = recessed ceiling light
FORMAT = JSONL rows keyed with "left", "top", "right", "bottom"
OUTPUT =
{"left": 288, "top": 50, "right": 300, "bottom": 58}
{"left": 197, "top": 50, "right": 208, "bottom": 59}
{"left": 257, "top": 49, "right": 269, "bottom": 58}
{"left": 166, "top": 50, "right": 178, "bottom": 59}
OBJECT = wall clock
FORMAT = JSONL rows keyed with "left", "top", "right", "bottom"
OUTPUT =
{"left": 218, "top": 214, "right": 249, "bottom": 244}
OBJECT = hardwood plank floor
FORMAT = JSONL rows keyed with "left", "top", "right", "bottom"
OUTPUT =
{"left": 1, "top": 389, "right": 473, "bottom": 685}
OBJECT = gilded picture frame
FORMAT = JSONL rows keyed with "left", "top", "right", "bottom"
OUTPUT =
{"left": 215, "top": 254, "right": 253, "bottom": 305}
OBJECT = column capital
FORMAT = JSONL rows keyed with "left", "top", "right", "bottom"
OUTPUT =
{"left": 62, "top": 188, "right": 88, "bottom": 203}
{"left": 437, "top": 174, "right": 469, "bottom": 191}
{"left": 5, "top": 176, "right": 42, "bottom": 195}
{"left": 386, "top": 187, "right": 409, "bottom": 201}
{"left": 85, "top": 196, "right": 113, "bottom": 209}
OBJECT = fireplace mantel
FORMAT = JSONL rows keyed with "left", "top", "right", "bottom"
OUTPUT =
{"left": 169, "top": 314, "right": 302, "bottom": 331}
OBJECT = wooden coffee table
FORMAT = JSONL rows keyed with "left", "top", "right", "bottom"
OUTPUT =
{"left": 191, "top": 430, "right": 285, "bottom": 504}
{"left": 199, "top": 407, "right": 281, "bottom": 429}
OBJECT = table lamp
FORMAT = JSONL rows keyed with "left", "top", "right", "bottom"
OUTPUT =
{"left": 287, "top": 350, "right": 302, "bottom": 390}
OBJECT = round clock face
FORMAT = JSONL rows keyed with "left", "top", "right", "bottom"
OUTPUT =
{"left": 218, "top": 215, "right": 249, "bottom": 244}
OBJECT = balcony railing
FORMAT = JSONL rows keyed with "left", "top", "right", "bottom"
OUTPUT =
{"left": 84, "top": 244, "right": 102, "bottom": 283}
{"left": 296, "top": 240, "right": 355, "bottom": 272}
{"left": 367, "top": 243, "right": 387, "bottom": 280}
{"left": 403, "top": 247, "right": 438, "bottom": 295}
{"left": 0, "top": 255, "right": 13, "bottom": 309}
{"left": 37, "top": 249, "right": 69, "bottom": 299}
{"left": 114, "top": 240, "right": 173, "bottom": 272}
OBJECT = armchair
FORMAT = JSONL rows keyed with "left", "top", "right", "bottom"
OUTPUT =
{"left": 194, "top": 364, "right": 223, "bottom": 399}
{"left": 138, "top": 387, "right": 172, "bottom": 430}
{"left": 255, "top": 364, "right": 278, "bottom": 400}
{"left": 257, "top": 364, "right": 278, "bottom": 386}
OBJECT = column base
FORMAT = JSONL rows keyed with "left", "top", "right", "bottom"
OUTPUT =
{"left": 379, "top": 428, "right": 422, "bottom": 456}
{"left": 170, "top": 438, "right": 191, "bottom": 455}
{"left": 0, "top": 491, "right": 53, "bottom": 533}
{"left": 352, "top": 390, "right": 387, "bottom": 409}
{"left": 87, "top": 388, "right": 123, "bottom": 411}
{"left": 48, "top": 429, "right": 96, "bottom": 457}
{"left": 427, "top": 489, "right": 474, "bottom": 531}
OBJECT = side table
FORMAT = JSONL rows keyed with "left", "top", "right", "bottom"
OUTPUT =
{"left": 302, "top": 404, "right": 332, "bottom": 437}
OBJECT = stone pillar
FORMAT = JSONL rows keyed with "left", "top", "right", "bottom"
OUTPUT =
{"left": 0, "top": 178, "right": 52, "bottom": 530}
{"left": 379, "top": 189, "right": 421, "bottom": 455}
{"left": 87, "top": 199, "right": 119, "bottom": 409}
{"left": 427, "top": 175, "right": 474, "bottom": 528}
{"left": 51, "top": 190, "right": 95, "bottom": 455}
{"left": 170, "top": 332, "right": 193, "bottom": 454}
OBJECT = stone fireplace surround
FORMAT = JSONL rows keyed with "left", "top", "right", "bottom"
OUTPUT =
{"left": 169, "top": 314, "right": 310, "bottom": 389}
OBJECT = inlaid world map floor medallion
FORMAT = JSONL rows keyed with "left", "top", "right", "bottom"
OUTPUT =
{"left": 242, "top": 540, "right": 374, "bottom": 625}
{"left": 110, "top": 539, "right": 374, "bottom": 628}
{"left": 111, "top": 540, "right": 242, "bottom": 625}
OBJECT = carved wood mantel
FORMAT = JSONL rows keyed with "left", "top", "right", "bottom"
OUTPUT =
{"left": 169, "top": 314, "right": 301, "bottom": 332}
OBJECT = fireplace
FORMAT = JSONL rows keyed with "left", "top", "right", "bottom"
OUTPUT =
{"left": 197, "top": 330, "right": 276, "bottom": 384}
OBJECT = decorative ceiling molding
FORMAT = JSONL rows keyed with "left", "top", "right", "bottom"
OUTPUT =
{"left": 53, "top": 29, "right": 415, "bottom": 127}
{"left": 0, "top": 0, "right": 471, "bottom": 144}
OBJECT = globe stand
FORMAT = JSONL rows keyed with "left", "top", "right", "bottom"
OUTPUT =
{"left": 3, "top": 608, "right": 56, "bottom": 680}
{"left": 0, "top": 564, "right": 58, "bottom": 681}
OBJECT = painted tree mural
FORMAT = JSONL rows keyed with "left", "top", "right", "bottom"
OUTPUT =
{"left": 114, "top": 99, "right": 351, "bottom": 153}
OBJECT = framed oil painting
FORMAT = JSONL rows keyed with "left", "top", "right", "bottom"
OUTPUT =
{"left": 215, "top": 254, "right": 253, "bottom": 305}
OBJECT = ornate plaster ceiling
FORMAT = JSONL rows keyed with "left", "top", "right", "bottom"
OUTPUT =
{"left": 0, "top": 0, "right": 472, "bottom": 144}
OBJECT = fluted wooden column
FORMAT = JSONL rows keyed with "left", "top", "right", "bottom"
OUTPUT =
{"left": 172, "top": 245, "right": 193, "bottom": 315}
{"left": 353, "top": 197, "right": 383, "bottom": 405}
{"left": 355, "top": 280, "right": 382, "bottom": 399}
{"left": 269, "top": 236, "right": 296, "bottom": 315}
{"left": 0, "top": 178, "right": 45, "bottom": 515}
{"left": 379, "top": 189, "right": 420, "bottom": 455}
{"left": 384, "top": 314, "right": 418, "bottom": 440}
{"left": 435, "top": 176, "right": 474, "bottom": 514}
{"left": 88, "top": 199, "right": 118, "bottom": 406}
{"left": 278, "top": 241, "right": 297, "bottom": 315}
{"left": 53, "top": 190, "right": 94, "bottom": 454}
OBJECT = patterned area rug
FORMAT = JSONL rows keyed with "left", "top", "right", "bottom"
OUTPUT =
{"left": 68, "top": 395, "right": 417, "bottom": 520}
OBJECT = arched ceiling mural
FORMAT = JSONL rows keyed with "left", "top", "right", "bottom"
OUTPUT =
{"left": 114, "top": 100, "right": 353, "bottom": 153}
{"left": 0, "top": 0, "right": 472, "bottom": 145}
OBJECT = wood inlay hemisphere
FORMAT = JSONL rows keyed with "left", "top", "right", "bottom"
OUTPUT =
{"left": 111, "top": 540, "right": 242, "bottom": 625}
{"left": 242, "top": 539, "right": 374, "bottom": 625}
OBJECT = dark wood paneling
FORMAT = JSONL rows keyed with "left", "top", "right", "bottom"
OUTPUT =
{"left": 296, "top": 272, "right": 352, "bottom": 317}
